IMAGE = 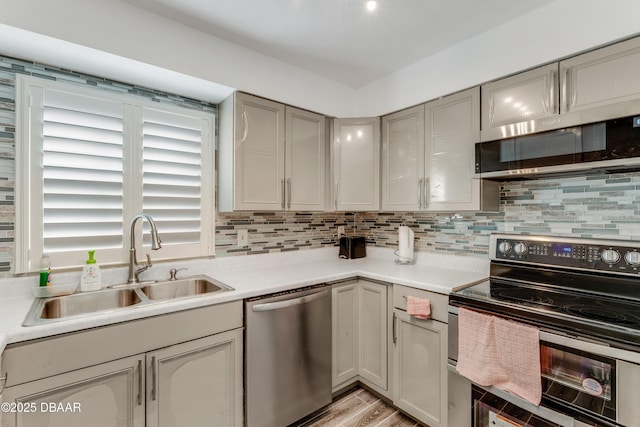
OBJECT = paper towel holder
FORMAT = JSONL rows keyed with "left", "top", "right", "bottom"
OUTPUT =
{"left": 393, "top": 254, "right": 416, "bottom": 265}
{"left": 394, "top": 224, "right": 416, "bottom": 265}
{"left": 394, "top": 251, "right": 415, "bottom": 265}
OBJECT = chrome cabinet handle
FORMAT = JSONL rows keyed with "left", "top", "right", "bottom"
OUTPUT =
{"left": 392, "top": 312, "right": 397, "bottom": 344}
{"left": 418, "top": 178, "right": 423, "bottom": 210}
{"left": 151, "top": 356, "right": 157, "bottom": 401}
{"left": 137, "top": 360, "right": 142, "bottom": 406}
{"left": 563, "top": 67, "right": 571, "bottom": 112}
{"left": 241, "top": 111, "right": 248, "bottom": 142}
{"left": 281, "top": 179, "right": 286, "bottom": 209}
{"left": 424, "top": 177, "right": 430, "bottom": 208}
{"left": 488, "top": 97, "right": 495, "bottom": 125}
{"left": 287, "top": 178, "right": 291, "bottom": 209}
{"left": 334, "top": 181, "right": 339, "bottom": 211}
{"left": 549, "top": 68, "right": 557, "bottom": 113}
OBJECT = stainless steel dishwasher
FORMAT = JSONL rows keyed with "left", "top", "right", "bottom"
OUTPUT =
{"left": 245, "top": 285, "right": 331, "bottom": 427}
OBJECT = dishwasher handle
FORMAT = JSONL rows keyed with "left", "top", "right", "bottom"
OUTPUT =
{"left": 251, "top": 290, "right": 329, "bottom": 312}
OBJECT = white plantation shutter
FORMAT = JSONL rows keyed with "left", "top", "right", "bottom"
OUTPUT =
{"left": 42, "top": 90, "right": 125, "bottom": 255}
{"left": 16, "top": 77, "right": 214, "bottom": 273}
{"left": 140, "top": 108, "right": 212, "bottom": 257}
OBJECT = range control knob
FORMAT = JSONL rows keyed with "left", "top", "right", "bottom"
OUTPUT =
{"left": 601, "top": 249, "right": 621, "bottom": 264}
{"left": 498, "top": 241, "right": 512, "bottom": 254}
{"left": 624, "top": 251, "right": 640, "bottom": 266}
{"left": 514, "top": 242, "right": 528, "bottom": 256}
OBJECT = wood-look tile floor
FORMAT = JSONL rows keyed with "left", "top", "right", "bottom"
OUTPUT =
{"left": 294, "top": 387, "right": 425, "bottom": 427}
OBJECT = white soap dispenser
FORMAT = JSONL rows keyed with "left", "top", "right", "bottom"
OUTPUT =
{"left": 80, "top": 250, "right": 101, "bottom": 292}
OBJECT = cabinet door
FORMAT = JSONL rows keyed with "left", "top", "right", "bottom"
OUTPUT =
{"left": 331, "top": 281, "right": 359, "bottom": 390}
{"left": 146, "top": 329, "right": 243, "bottom": 427}
{"left": 285, "top": 106, "right": 326, "bottom": 211}
{"left": 561, "top": 37, "right": 640, "bottom": 114}
{"left": 393, "top": 310, "right": 447, "bottom": 427}
{"left": 1, "top": 355, "right": 144, "bottom": 427}
{"left": 234, "top": 93, "right": 285, "bottom": 210}
{"left": 381, "top": 105, "right": 425, "bottom": 211}
{"left": 425, "top": 87, "right": 484, "bottom": 211}
{"left": 481, "top": 63, "right": 558, "bottom": 133}
{"left": 358, "top": 280, "right": 388, "bottom": 390}
{"left": 333, "top": 117, "right": 380, "bottom": 211}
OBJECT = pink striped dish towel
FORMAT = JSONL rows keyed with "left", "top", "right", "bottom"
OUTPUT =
{"left": 406, "top": 296, "right": 431, "bottom": 319}
{"left": 456, "top": 307, "right": 542, "bottom": 405}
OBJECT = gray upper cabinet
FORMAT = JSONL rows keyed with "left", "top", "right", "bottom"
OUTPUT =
{"left": 219, "top": 92, "right": 285, "bottom": 211}
{"left": 425, "top": 87, "right": 491, "bottom": 211}
{"left": 383, "top": 88, "right": 498, "bottom": 212}
{"left": 381, "top": 105, "right": 425, "bottom": 211}
{"left": 481, "top": 63, "right": 558, "bottom": 137}
{"left": 481, "top": 36, "right": 640, "bottom": 141}
{"left": 285, "top": 106, "right": 326, "bottom": 211}
{"left": 561, "top": 36, "right": 640, "bottom": 115}
{"left": 219, "top": 93, "right": 326, "bottom": 212}
{"left": 333, "top": 117, "right": 381, "bottom": 211}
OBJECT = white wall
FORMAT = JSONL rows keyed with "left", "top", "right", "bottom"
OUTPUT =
{"left": 0, "top": 0, "right": 639, "bottom": 118}
{"left": 0, "top": 0, "right": 357, "bottom": 116}
{"left": 355, "top": 0, "right": 640, "bottom": 116}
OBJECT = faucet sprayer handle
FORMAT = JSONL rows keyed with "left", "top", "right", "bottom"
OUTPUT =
{"left": 169, "top": 268, "right": 188, "bottom": 281}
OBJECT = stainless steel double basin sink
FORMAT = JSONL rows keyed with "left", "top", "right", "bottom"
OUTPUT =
{"left": 23, "top": 276, "right": 234, "bottom": 326}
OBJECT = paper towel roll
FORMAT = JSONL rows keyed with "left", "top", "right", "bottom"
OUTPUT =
{"left": 397, "top": 225, "right": 414, "bottom": 261}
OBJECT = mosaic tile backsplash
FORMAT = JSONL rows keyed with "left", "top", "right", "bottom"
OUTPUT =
{"left": 217, "top": 171, "right": 640, "bottom": 258}
{"left": 3, "top": 54, "right": 640, "bottom": 273}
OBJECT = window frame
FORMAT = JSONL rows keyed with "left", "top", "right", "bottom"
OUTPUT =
{"left": 15, "top": 76, "right": 215, "bottom": 273}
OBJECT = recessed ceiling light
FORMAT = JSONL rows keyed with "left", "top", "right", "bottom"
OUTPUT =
{"left": 366, "top": 1, "right": 377, "bottom": 11}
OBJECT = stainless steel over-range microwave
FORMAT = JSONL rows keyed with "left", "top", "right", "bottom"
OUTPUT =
{"left": 475, "top": 114, "right": 640, "bottom": 179}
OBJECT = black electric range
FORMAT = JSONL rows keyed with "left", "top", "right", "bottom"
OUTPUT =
{"left": 449, "top": 234, "right": 640, "bottom": 352}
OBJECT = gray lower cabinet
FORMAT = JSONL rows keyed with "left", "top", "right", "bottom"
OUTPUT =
{"left": 146, "top": 330, "right": 243, "bottom": 427}
{"left": 1, "top": 355, "right": 145, "bottom": 427}
{"left": 358, "top": 280, "right": 388, "bottom": 391}
{"left": 393, "top": 310, "right": 448, "bottom": 427}
{"left": 331, "top": 279, "right": 389, "bottom": 396}
{"left": 0, "top": 302, "right": 243, "bottom": 427}
{"left": 331, "top": 280, "right": 360, "bottom": 389}
{"left": 392, "top": 285, "right": 449, "bottom": 427}
{"left": 333, "top": 280, "right": 450, "bottom": 426}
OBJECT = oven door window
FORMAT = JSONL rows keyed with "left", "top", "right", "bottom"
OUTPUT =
{"left": 473, "top": 386, "right": 563, "bottom": 427}
{"left": 541, "top": 341, "right": 616, "bottom": 421}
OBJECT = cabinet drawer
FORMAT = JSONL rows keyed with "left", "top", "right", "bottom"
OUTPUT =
{"left": 393, "top": 285, "right": 448, "bottom": 323}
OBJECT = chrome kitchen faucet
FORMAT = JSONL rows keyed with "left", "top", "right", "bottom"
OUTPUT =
{"left": 127, "top": 213, "right": 162, "bottom": 284}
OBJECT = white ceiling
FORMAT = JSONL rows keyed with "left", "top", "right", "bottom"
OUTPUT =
{"left": 123, "top": 0, "right": 555, "bottom": 89}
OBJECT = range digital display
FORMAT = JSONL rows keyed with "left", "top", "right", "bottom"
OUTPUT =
{"left": 553, "top": 244, "right": 572, "bottom": 254}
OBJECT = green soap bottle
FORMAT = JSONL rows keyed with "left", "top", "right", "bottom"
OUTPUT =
{"left": 39, "top": 253, "right": 51, "bottom": 287}
{"left": 80, "top": 250, "right": 101, "bottom": 292}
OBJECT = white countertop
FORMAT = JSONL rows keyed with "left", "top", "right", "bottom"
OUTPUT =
{"left": 0, "top": 247, "right": 489, "bottom": 356}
